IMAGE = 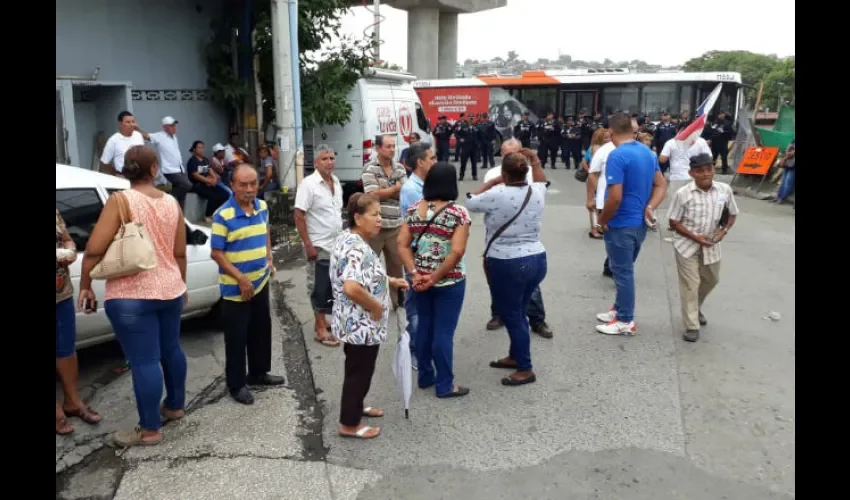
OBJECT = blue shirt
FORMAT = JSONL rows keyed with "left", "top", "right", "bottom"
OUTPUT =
{"left": 605, "top": 142, "right": 659, "bottom": 229}
{"left": 210, "top": 196, "right": 271, "bottom": 301}
{"left": 400, "top": 172, "right": 424, "bottom": 215}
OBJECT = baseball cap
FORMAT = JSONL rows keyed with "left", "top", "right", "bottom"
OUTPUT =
{"left": 212, "top": 143, "right": 226, "bottom": 153}
{"left": 689, "top": 153, "right": 714, "bottom": 168}
{"left": 161, "top": 116, "right": 179, "bottom": 126}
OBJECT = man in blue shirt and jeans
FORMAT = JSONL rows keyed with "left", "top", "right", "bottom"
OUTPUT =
{"left": 595, "top": 113, "right": 667, "bottom": 335}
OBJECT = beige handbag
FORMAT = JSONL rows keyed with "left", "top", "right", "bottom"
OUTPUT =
{"left": 90, "top": 192, "right": 157, "bottom": 280}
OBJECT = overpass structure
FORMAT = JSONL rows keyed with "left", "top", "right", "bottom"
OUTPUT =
{"left": 356, "top": 0, "right": 507, "bottom": 79}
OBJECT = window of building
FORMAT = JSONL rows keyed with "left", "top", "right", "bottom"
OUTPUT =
{"left": 56, "top": 188, "right": 103, "bottom": 249}
{"left": 602, "top": 85, "right": 639, "bottom": 115}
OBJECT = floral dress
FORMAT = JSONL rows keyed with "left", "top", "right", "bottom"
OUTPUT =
{"left": 405, "top": 201, "right": 471, "bottom": 287}
{"left": 56, "top": 213, "right": 74, "bottom": 304}
{"left": 329, "top": 230, "right": 389, "bottom": 346}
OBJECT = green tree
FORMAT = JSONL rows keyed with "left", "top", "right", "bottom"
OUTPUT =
{"left": 206, "top": 0, "right": 374, "bottom": 129}
{"left": 684, "top": 50, "right": 794, "bottom": 108}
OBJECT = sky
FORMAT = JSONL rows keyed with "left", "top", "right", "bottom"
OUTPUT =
{"left": 339, "top": 0, "right": 795, "bottom": 69}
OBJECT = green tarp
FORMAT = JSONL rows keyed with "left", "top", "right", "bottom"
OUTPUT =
{"left": 755, "top": 106, "right": 795, "bottom": 151}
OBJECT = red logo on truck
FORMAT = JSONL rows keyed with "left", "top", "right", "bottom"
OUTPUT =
{"left": 399, "top": 105, "right": 413, "bottom": 139}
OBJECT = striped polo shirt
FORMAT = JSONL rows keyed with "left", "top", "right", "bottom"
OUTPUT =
{"left": 211, "top": 196, "right": 271, "bottom": 301}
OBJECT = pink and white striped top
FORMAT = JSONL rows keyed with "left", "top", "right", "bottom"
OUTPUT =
{"left": 104, "top": 189, "right": 187, "bottom": 301}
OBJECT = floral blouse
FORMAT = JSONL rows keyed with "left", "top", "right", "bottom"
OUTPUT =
{"left": 56, "top": 212, "right": 74, "bottom": 304}
{"left": 329, "top": 230, "right": 389, "bottom": 346}
{"left": 405, "top": 201, "right": 471, "bottom": 287}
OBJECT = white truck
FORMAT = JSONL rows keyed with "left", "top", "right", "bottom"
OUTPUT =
{"left": 303, "top": 68, "right": 432, "bottom": 203}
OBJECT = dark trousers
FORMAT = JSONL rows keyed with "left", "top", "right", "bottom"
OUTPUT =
{"left": 459, "top": 146, "right": 477, "bottom": 179}
{"left": 479, "top": 142, "right": 495, "bottom": 168}
{"left": 538, "top": 141, "right": 558, "bottom": 167}
{"left": 490, "top": 285, "right": 546, "bottom": 327}
{"left": 220, "top": 285, "right": 273, "bottom": 390}
{"left": 712, "top": 141, "right": 730, "bottom": 171}
{"left": 165, "top": 173, "right": 193, "bottom": 208}
{"left": 437, "top": 142, "right": 450, "bottom": 162}
{"left": 566, "top": 141, "right": 582, "bottom": 169}
{"left": 340, "top": 343, "right": 380, "bottom": 427}
{"left": 192, "top": 182, "right": 230, "bottom": 216}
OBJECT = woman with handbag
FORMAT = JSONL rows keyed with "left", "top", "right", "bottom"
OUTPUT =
{"left": 56, "top": 210, "right": 102, "bottom": 435}
{"left": 466, "top": 149, "right": 548, "bottom": 387}
{"left": 397, "top": 162, "right": 471, "bottom": 398}
{"left": 78, "top": 145, "right": 189, "bottom": 448}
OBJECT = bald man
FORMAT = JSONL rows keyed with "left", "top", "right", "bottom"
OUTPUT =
{"left": 481, "top": 139, "right": 553, "bottom": 338}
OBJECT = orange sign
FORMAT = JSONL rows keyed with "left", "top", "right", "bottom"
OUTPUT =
{"left": 736, "top": 146, "right": 779, "bottom": 176}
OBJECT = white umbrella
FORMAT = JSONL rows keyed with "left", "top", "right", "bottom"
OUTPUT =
{"left": 391, "top": 289, "right": 413, "bottom": 419}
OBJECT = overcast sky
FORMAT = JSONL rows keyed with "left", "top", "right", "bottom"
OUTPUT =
{"left": 339, "top": 0, "right": 795, "bottom": 68}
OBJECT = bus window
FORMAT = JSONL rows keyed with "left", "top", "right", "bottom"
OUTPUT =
{"left": 603, "top": 84, "right": 639, "bottom": 115}
{"left": 642, "top": 83, "right": 677, "bottom": 119}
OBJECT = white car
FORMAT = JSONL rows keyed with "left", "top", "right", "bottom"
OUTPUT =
{"left": 56, "top": 164, "right": 222, "bottom": 349}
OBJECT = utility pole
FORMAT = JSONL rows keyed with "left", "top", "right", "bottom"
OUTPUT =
{"left": 271, "top": 0, "right": 297, "bottom": 190}
{"left": 373, "top": 0, "right": 381, "bottom": 62}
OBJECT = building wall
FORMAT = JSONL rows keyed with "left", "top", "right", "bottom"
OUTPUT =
{"left": 56, "top": 0, "right": 230, "bottom": 167}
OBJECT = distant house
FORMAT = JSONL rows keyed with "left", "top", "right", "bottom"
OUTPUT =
{"left": 56, "top": 0, "right": 229, "bottom": 170}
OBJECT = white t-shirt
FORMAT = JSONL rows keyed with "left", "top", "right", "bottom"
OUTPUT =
{"left": 482, "top": 163, "right": 533, "bottom": 184}
{"left": 661, "top": 137, "right": 711, "bottom": 181}
{"left": 465, "top": 182, "right": 547, "bottom": 260}
{"left": 589, "top": 142, "right": 616, "bottom": 208}
{"left": 100, "top": 131, "right": 145, "bottom": 172}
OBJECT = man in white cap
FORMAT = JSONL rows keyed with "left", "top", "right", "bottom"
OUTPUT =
{"left": 210, "top": 143, "right": 232, "bottom": 194}
{"left": 136, "top": 116, "right": 192, "bottom": 207}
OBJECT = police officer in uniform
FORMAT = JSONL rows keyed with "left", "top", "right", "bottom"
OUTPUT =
{"left": 477, "top": 112, "right": 497, "bottom": 169}
{"left": 709, "top": 111, "right": 735, "bottom": 173}
{"left": 653, "top": 112, "right": 677, "bottom": 172}
{"left": 676, "top": 110, "right": 692, "bottom": 132}
{"left": 453, "top": 113, "right": 466, "bottom": 162}
{"left": 457, "top": 115, "right": 479, "bottom": 181}
{"left": 513, "top": 111, "right": 534, "bottom": 148}
{"left": 585, "top": 111, "right": 604, "bottom": 152}
{"left": 536, "top": 112, "right": 560, "bottom": 168}
{"left": 563, "top": 117, "right": 583, "bottom": 169}
{"left": 433, "top": 115, "right": 453, "bottom": 162}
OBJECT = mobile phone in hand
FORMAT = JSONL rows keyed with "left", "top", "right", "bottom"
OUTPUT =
{"left": 84, "top": 298, "right": 97, "bottom": 313}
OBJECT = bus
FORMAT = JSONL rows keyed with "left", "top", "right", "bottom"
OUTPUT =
{"left": 414, "top": 69, "right": 743, "bottom": 148}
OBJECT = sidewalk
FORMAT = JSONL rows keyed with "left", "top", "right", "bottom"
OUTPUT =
{"left": 57, "top": 250, "right": 378, "bottom": 500}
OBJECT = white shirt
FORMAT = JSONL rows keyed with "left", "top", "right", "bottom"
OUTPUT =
{"left": 589, "top": 142, "right": 616, "bottom": 208}
{"left": 661, "top": 137, "right": 711, "bottom": 181}
{"left": 224, "top": 145, "right": 237, "bottom": 164}
{"left": 294, "top": 172, "right": 344, "bottom": 253}
{"left": 149, "top": 131, "right": 183, "bottom": 175}
{"left": 465, "top": 182, "right": 548, "bottom": 260}
{"left": 483, "top": 163, "right": 533, "bottom": 184}
{"left": 100, "top": 131, "right": 145, "bottom": 172}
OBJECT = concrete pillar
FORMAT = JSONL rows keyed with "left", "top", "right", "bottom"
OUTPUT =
{"left": 407, "top": 7, "right": 440, "bottom": 80}
{"left": 437, "top": 11, "right": 458, "bottom": 79}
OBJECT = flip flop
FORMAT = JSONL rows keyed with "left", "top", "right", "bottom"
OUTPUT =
{"left": 56, "top": 416, "right": 74, "bottom": 435}
{"left": 64, "top": 405, "right": 101, "bottom": 425}
{"left": 314, "top": 336, "right": 340, "bottom": 347}
{"left": 362, "top": 407, "right": 384, "bottom": 418}
{"left": 339, "top": 425, "right": 380, "bottom": 439}
{"left": 588, "top": 232, "right": 603, "bottom": 240}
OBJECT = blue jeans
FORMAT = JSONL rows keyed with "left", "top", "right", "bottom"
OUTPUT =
{"left": 216, "top": 180, "right": 232, "bottom": 196}
{"left": 490, "top": 285, "right": 546, "bottom": 326}
{"left": 777, "top": 167, "right": 795, "bottom": 201}
{"left": 404, "top": 273, "right": 418, "bottom": 354}
{"left": 56, "top": 298, "right": 77, "bottom": 358}
{"left": 487, "top": 253, "right": 548, "bottom": 372}
{"left": 105, "top": 297, "right": 186, "bottom": 431}
{"left": 603, "top": 225, "right": 648, "bottom": 323}
{"left": 413, "top": 280, "right": 465, "bottom": 396}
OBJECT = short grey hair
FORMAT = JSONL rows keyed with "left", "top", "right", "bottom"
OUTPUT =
{"left": 405, "top": 141, "right": 432, "bottom": 170}
{"left": 501, "top": 138, "right": 521, "bottom": 155}
{"left": 314, "top": 144, "right": 334, "bottom": 158}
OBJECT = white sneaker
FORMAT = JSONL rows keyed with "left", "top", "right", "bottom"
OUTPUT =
{"left": 596, "top": 320, "right": 637, "bottom": 336}
{"left": 596, "top": 309, "right": 617, "bottom": 323}
{"left": 411, "top": 357, "right": 418, "bottom": 371}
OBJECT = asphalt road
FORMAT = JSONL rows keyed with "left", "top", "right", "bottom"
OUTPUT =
{"left": 56, "top": 162, "right": 795, "bottom": 500}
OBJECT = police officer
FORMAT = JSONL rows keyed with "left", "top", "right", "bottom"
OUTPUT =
{"left": 676, "top": 109, "right": 692, "bottom": 132}
{"left": 457, "top": 114, "right": 479, "bottom": 181}
{"left": 453, "top": 113, "right": 466, "bottom": 162}
{"left": 563, "top": 117, "right": 583, "bottom": 169}
{"left": 709, "top": 111, "right": 735, "bottom": 173}
{"left": 476, "top": 112, "right": 497, "bottom": 169}
{"left": 433, "top": 115, "right": 452, "bottom": 162}
{"left": 585, "top": 111, "right": 604, "bottom": 151}
{"left": 513, "top": 111, "right": 534, "bottom": 148}
{"left": 536, "top": 112, "right": 560, "bottom": 168}
{"left": 653, "top": 112, "right": 676, "bottom": 173}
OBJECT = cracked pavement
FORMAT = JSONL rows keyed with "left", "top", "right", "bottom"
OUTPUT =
{"left": 55, "top": 168, "right": 795, "bottom": 499}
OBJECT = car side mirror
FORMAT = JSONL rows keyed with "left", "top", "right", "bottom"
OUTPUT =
{"left": 189, "top": 229, "right": 208, "bottom": 245}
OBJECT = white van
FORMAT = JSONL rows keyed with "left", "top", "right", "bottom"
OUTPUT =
{"left": 303, "top": 68, "right": 432, "bottom": 203}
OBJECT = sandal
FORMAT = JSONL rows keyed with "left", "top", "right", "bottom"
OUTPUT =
{"left": 588, "top": 232, "right": 603, "bottom": 240}
{"left": 161, "top": 406, "right": 185, "bottom": 423}
{"left": 56, "top": 416, "right": 74, "bottom": 435}
{"left": 502, "top": 374, "right": 537, "bottom": 386}
{"left": 437, "top": 386, "right": 470, "bottom": 398}
{"left": 314, "top": 336, "right": 340, "bottom": 347}
{"left": 339, "top": 425, "right": 381, "bottom": 439}
{"left": 64, "top": 405, "right": 101, "bottom": 425}
{"left": 362, "top": 406, "right": 384, "bottom": 418}
{"left": 111, "top": 427, "right": 163, "bottom": 448}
